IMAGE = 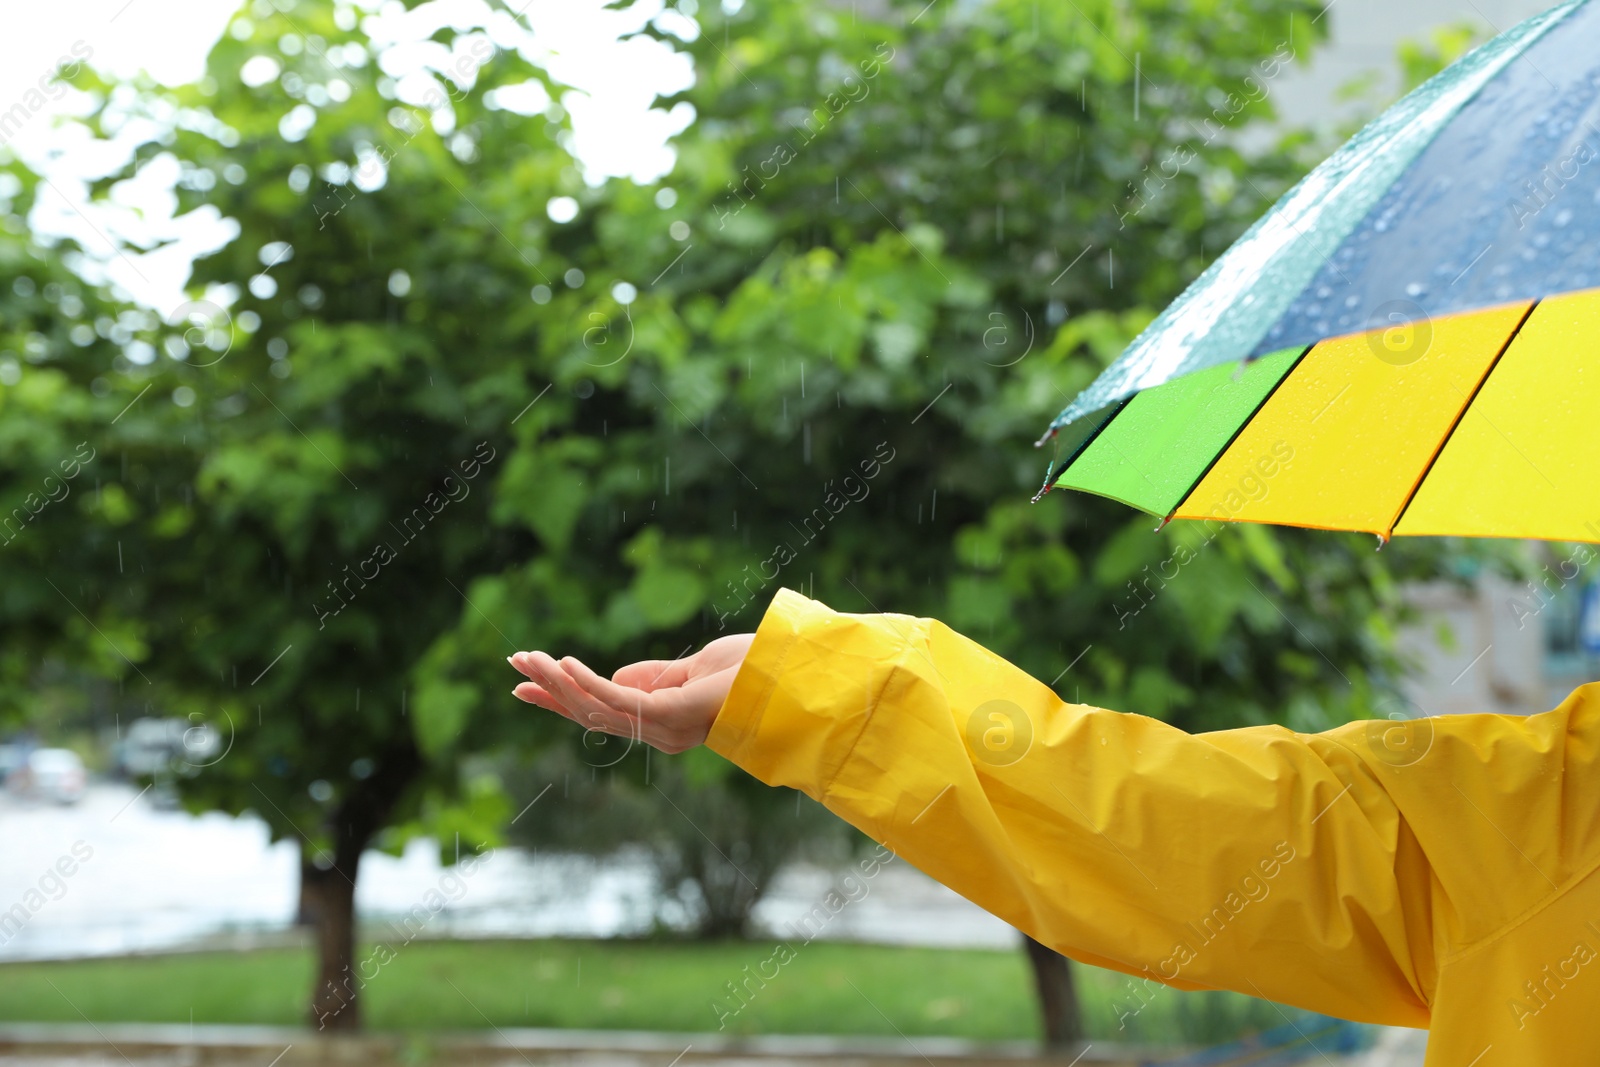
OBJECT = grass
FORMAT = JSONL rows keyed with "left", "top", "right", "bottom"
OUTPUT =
{"left": 0, "top": 938, "right": 1286, "bottom": 1045}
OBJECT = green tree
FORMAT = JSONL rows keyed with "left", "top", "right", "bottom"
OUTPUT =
{"left": 32, "top": 0, "right": 578, "bottom": 1029}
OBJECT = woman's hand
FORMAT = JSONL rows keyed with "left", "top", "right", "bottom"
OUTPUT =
{"left": 509, "top": 633, "right": 756, "bottom": 753}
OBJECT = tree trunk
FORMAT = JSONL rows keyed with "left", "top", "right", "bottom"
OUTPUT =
{"left": 306, "top": 859, "right": 361, "bottom": 1030}
{"left": 295, "top": 854, "right": 322, "bottom": 926}
{"left": 302, "top": 739, "right": 423, "bottom": 1031}
{"left": 1022, "top": 933, "right": 1085, "bottom": 1052}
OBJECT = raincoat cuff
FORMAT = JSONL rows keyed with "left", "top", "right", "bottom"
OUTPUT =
{"left": 705, "top": 586, "right": 876, "bottom": 798}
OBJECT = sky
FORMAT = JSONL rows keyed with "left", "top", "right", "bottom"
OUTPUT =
{"left": 0, "top": 0, "right": 696, "bottom": 313}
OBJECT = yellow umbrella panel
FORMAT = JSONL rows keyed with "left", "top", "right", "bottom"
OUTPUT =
{"left": 1048, "top": 287, "right": 1600, "bottom": 544}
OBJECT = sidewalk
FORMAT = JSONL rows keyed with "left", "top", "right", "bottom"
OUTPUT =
{"left": 0, "top": 1022, "right": 1429, "bottom": 1067}
{"left": 0, "top": 1022, "right": 1165, "bottom": 1067}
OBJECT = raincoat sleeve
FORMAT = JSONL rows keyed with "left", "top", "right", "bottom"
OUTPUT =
{"left": 705, "top": 587, "right": 1436, "bottom": 1029}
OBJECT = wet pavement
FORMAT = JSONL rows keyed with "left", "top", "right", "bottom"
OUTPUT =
{"left": 0, "top": 1022, "right": 1161, "bottom": 1067}
{"left": 0, "top": 1022, "right": 1427, "bottom": 1066}
{"left": 0, "top": 782, "right": 1014, "bottom": 962}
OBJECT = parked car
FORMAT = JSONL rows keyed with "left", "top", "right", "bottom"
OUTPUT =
{"left": 114, "top": 717, "right": 220, "bottom": 777}
{"left": 10, "top": 748, "right": 87, "bottom": 805}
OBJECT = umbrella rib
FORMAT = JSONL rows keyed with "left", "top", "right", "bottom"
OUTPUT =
{"left": 1039, "top": 394, "right": 1133, "bottom": 494}
{"left": 1385, "top": 299, "right": 1540, "bottom": 539}
{"left": 1161, "top": 344, "right": 1314, "bottom": 523}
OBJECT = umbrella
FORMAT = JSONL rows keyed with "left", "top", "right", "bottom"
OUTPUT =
{"left": 1037, "top": 0, "right": 1600, "bottom": 545}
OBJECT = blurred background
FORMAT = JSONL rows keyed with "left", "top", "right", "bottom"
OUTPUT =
{"left": 0, "top": 0, "right": 1590, "bottom": 1064}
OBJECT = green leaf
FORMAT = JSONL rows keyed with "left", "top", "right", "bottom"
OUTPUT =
{"left": 412, "top": 678, "right": 477, "bottom": 759}
{"left": 947, "top": 575, "right": 1010, "bottom": 631}
{"left": 633, "top": 563, "right": 705, "bottom": 629}
{"left": 1093, "top": 517, "right": 1162, "bottom": 585}
{"left": 1238, "top": 522, "right": 1295, "bottom": 592}
{"left": 493, "top": 452, "right": 588, "bottom": 551}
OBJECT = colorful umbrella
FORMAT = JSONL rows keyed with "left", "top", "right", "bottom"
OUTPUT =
{"left": 1038, "top": 0, "right": 1600, "bottom": 545}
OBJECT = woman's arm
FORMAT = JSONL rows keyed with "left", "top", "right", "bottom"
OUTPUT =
{"left": 513, "top": 586, "right": 1436, "bottom": 1028}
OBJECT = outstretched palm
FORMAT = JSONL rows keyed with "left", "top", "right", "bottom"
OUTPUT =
{"left": 509, "top": 633, "right": 755, "bottom": 753}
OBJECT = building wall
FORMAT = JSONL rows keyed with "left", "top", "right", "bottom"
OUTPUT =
{"left": 1269, "top": 0, "right": 1554, "bottom": 134}
{"left": 1400, "top": 563, "right": 1600, "bottom": 718}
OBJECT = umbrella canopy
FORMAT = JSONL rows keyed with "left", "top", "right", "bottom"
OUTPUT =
{"left": 1039, "top": 0, "right": 1600, "bottom": 544}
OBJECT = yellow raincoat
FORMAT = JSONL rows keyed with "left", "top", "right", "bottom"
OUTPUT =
{"left": 707, "top": 587, "right": 1600, "bottom": 1065}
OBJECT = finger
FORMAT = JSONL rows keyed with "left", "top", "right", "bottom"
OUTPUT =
{"left": 511, "top": 678, "right": 555, "bottom": 703}
{"left": 510, "top": 651, "right": 561, "bottom": 684}
{"left": 612, "top": 657, "right": 693, "bottom": 692}
{"left": 511, "top": 678, "right": 559, "bottom": 709}
{"left": 518, "top": 655, "right": 594, "bottom": 723}
{"left": 566, "top": 656, "right": 660, "bottom": 716}
{"left": 512, "top": 681, "right": 579, "bottom": 723}
{"left": 532, "top": 652, "right": 643, "bottom": 739}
